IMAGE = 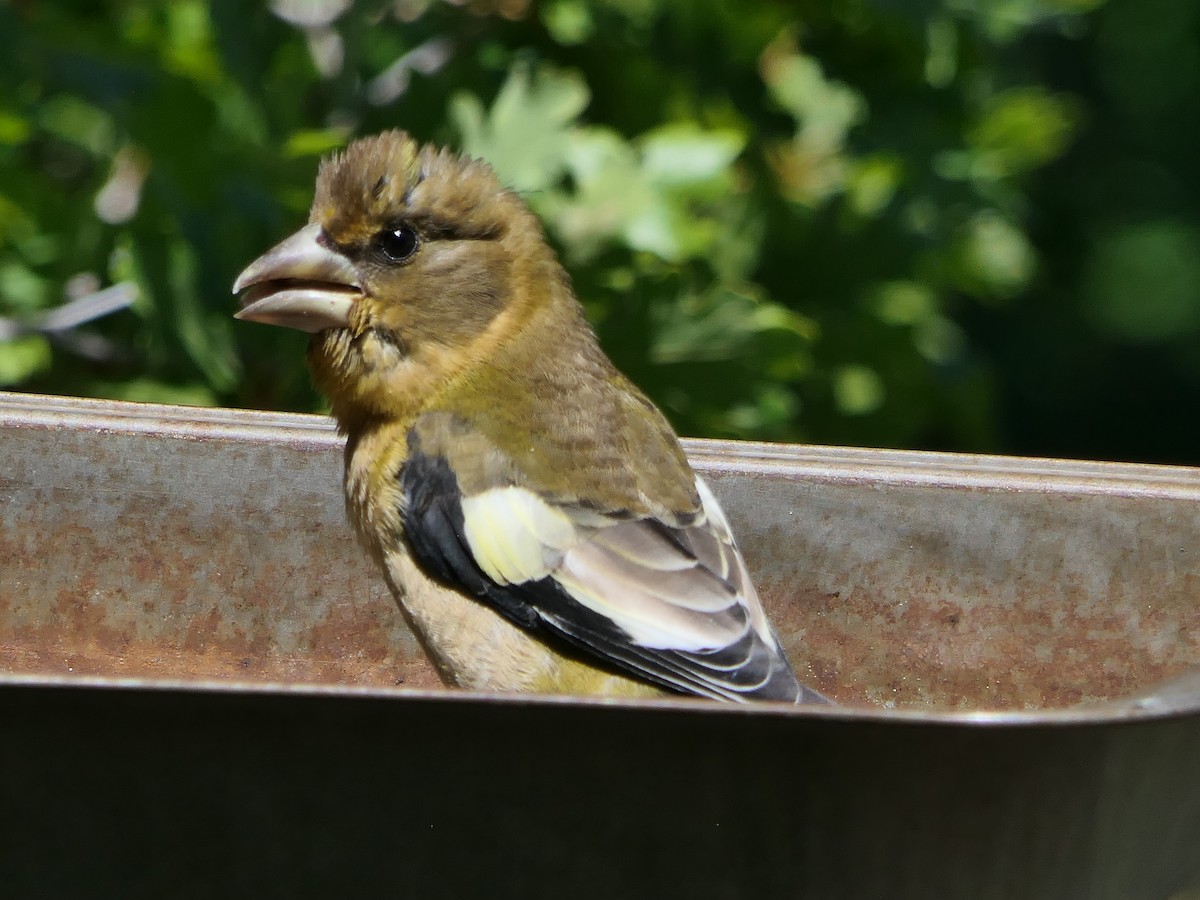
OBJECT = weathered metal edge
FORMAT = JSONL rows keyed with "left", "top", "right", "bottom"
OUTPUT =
{"left": 5, "top": 390, "right": 1199, "bottom": 722}
{"left": 0, "top": 390, "right": 339, "bottom": 449}
{"left": 1, "top": 671, "right": 1193, "bottom": 726}
{"left": 4, "top": 390, "right": 1200, "bottom": 500}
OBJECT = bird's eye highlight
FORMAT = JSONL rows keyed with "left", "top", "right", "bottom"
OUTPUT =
{"left": 376, "top": 225, "right": 420, "bottom": 263}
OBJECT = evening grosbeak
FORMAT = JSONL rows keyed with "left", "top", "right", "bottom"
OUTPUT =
{"left": 233, "top": 130, "right": 827, "bottom": 704}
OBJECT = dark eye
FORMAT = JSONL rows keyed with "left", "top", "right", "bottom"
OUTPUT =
{"left": 375, "top": 225, "right": 420, "bottom": 263}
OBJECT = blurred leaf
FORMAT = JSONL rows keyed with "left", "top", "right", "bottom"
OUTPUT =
{"left": 1083, "top": 221, "right": 1200, "bottom": 342}
{"left": 0, "top": 109, "right": 31, "bottom": 146}
{"left": 0, "top": 195, "right": 34, "bottom": 245}
{"left": 164, "top": 0, "right": 221, "bottom": 84}
{"left": 284, "top": 127, "right": 350, "bottom": 158}
{"left": 958, "top": 211, "right": 1036, "bottom": 297}
{"left": 640, "top": 125, "right": 744, "bottom": 189}
{"left": 722, "top": 383, "right": 800, "bottom": 434}
{"left": 542, "top": 0, "right": 595, "bottom": 45}
{"left": 914, "top": 316, "right": 967, "bottom": 365}
{"left": 0, "top": 262, "right": 50, "bottom": 314}
{"left": 925, "top": 16, "right": 958, "bottom": 88}
{"left": 833, "top": 364, "right": 885, "bottom": 416}
{"left": 0, "top": 335, "right": 52, "bottom": 386}
{"left": 650, "top": 286, "right": 812, "bottom": 364}
{"left": 17, "top": 0, "right": 1200, "bottom": 466}
{"left": 762, "top": 46, "right": 864, "bottom": 138}
{"left": 761, "top": 34, "right": 865, "bottom": 206}
{"left": 950, "top": 0, "right": 1105, "bottom": 42}
{"left": 95, "top": 376, "right": 218, "bottom": 407}
{"left": 968, "top": 87, "right": 1080, "bottom": 177}
{"left": 452, "top": 63, "right": 589, "bottom": 193}
{"left": 166, "top": 240, "right": 239, "bottom": 391}
{"left": 546, "top": 122, "right": 749, "bottom": 263}
{"left": 846, "top": 156, "right": 902, "bottom": 219}
{"left": 37, "top": 95, "right": 115, "bottom": 156}
{"left": 873, "top": 282, "right": 937, "bottom": 326}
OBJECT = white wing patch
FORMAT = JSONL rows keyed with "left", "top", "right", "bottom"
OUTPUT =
{"left": 551, "top": 476, "right": 775, "bottom": 652}
{"left": 458, "top": 476, "right": 794, "bottom": 696}
{"left": 461, "top": 486, "right": 576, "bottom": 585}
{"left": 555, "top": 543, "right": 746, "bottom": 651}
{"left": 693, "top": 476, "right": 775, "bottom": 645}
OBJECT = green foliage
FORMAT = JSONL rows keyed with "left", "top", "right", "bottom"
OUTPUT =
{"left": 2, "top": 0, "right": 1198, "bottom": 462}
{"left": 0, "top": 335, "right": 51, "bottom": 387}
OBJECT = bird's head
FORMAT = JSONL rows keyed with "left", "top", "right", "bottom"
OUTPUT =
{"left": 233, "top": 130, "right": 565, "bottom": 422}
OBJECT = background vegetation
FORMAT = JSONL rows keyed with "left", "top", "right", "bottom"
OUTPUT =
{"left": 2, "top": 0, "right": 1198, "bottom": 464}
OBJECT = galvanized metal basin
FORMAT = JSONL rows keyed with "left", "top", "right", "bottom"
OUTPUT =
{"left": 1, "top": 392, "right": 1197, "bottom": 898}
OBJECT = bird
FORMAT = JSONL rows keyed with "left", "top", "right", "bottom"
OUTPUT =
{"left": 233, "top": 129, "right": 827, "bottom": 704}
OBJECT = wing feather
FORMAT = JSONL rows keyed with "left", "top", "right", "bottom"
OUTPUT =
{"left": 399, "top": 433, "right": 826, "bottom": 704}
{"left": 589, "top": 522, "right": 698, "bottom": 572}
{"left": 461, "top": 487, "right": 574, "bottom": 584}
{"left": 554, "top": 541, "right": 746, "bottom": 650}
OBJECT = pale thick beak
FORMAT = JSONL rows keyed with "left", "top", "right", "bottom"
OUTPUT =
{"left": 232, "top": 223, "right": 362, "bottom": 333}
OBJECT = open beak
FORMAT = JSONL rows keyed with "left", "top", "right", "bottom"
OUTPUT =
{"left": 232, "top": 223, "right": 361, "bottom": 333}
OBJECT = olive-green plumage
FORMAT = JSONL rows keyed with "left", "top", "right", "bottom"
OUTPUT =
{"left": 234, "top": 130, "right": 825, "bottom": 703}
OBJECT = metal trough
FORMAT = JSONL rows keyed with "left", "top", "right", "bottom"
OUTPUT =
{"left": 1, "top": 391, "right": 1197, "bottom": 898}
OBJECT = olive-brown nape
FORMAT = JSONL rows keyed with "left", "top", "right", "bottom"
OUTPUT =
{"left": 309, "top": 130, "right": 521, "bottom": 248}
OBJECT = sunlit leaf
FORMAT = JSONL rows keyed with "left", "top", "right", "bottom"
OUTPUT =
{"left": 0, "top": 110, "right": 30, "bottom": 146}
{"left": 915, "top": 316, "right": 967, "bottom": 365}
{"left": 452, "top": 63, "right": 589, "bottom": 193}
{"left": 960, "top": 211, "right": 1036, "bottom": 297}
{"left": 37, "top": 96, "right": 115, "bottom": 157}
{"left": 164, "top": 0, "right": 221, "bottom": 84}
{"left": 833, "top": 364, "right": 885, "bottom": 416}
{"left": 873, "top": 282, "right": 936, "bottom": 326}
{"left": 847, "top": 156, "right": 902, "bottom": 218}
{"left": 284, "top": 128, "right": 350, "bottom": 158}
{"left": 0, "top": 334, "right": 51, "bottom": 385}
{"left": 640, "top": 125, "right": 744, "bottom": 188}
{"left": 967, "top": 87, "right": 1080, "bottom": 176}
{"left": 541, "top": 0, "right": 595, "bottom": 45}
{"left": 0, "top": 262, "right": 49, "bottom": 313}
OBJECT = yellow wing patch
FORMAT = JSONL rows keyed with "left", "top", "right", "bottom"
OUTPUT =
{"left": 461, "top": 486, "right": 577, "bottom": 585}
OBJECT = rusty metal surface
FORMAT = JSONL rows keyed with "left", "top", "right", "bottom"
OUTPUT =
{"left": 2, "top": 390, "right": 1198, "bottom": 715}
{"left": 0, "top": 392, "right": 442, "bottom": 693}
{"left": 698, "top": 454, "right": 1200, "bottom": 711}
{"left": 2, "top": 391, "right": 1200, "bottom": 898}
